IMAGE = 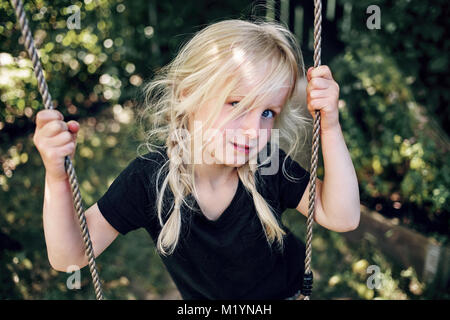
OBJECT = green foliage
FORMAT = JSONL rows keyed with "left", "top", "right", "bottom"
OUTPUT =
{"left": 0, "top": 0, "right": 254, "bottom": 140}
{"left": 332, "top": 0, "right": 449, "bottom": 241}
{"left": 338, "top": 0, "right": 449, "bottom": 132}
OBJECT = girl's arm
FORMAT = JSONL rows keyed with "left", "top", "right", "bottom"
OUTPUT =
{"left": 295, "top": 125, "right": 360, "bottom": 232}
{"left": 320, "top": 124, "right": 360, "bottom": 230}
{"left": 295, "top": 66, "right": 360, "bottom": 232}
{"left": 33, "top": 109, "right": 119, "bottom": 271}
{"left": 43, "top": 174, "right": 119, "bottom": 271}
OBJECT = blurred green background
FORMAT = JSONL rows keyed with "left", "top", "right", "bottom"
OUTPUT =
{"left": 0, "top": 0, "right": 448, "bottom": 300}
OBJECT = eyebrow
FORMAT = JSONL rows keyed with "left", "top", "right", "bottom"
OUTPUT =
{"left": 228, "top": 96, "right": 283, "bottom": 110}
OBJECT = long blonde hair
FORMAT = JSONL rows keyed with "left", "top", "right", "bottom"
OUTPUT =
{"left": 137, "top": 18, "right": 310, "bottom": 256}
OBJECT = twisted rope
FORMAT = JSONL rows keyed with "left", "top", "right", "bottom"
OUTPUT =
{"left": 301, "top": 0, "right": 322, "bottom": 301}
{"left": 10, "top": 0, "right": 104, "bottom": 300}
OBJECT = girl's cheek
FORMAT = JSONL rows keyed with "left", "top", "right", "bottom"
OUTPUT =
{"left": 258, "top": 126, "right": 272, "bottom": 141}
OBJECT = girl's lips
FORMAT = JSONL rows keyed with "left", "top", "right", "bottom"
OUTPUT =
{"left": 231, "top": 142, "right": 251, "bottom": 153}
{"left": 234, "top": 143, "right": 249, "bottom": 149}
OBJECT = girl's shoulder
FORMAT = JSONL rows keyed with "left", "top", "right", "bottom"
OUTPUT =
{"left": 118, "top": 147, "right": 169, "bottom": 188}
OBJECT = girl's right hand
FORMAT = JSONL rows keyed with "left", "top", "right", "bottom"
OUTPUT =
{"left": 33, "top": 110, "right": 80, "bottom": 182}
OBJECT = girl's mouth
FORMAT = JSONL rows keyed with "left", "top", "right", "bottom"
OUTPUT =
{"left": 231, "top": 142, "right": 250, "bottom": 154}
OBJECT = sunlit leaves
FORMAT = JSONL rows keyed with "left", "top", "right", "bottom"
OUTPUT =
{"left": 331, "top": 24, "right": 449, "bottom": 228}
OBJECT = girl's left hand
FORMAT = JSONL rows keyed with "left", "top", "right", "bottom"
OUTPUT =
{"left": 306, "top": 65, "right": 340, "bottom": 133}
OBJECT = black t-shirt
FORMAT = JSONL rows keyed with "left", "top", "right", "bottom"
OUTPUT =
{"left": 97, "top": 144, "right": 310, "bottom": 300}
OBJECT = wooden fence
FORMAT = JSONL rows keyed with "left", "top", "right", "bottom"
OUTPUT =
{"left": 342, "top": 205, "right": 450, "bottom": 297}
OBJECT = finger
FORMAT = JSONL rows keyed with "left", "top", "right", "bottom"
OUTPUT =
{"left": 45, "top": 130, "right": 73, "bottom": 147}
{"left": 307, "top": 77, "right": 331, "bottom": 90}
{"left": 306, "top": 66, "right": 313, "bottom": 81}
{"left": 308, "top": 98, "right": 330, "bottom": 111}
{"left": 35, "top": 110, "right": 64, "bottom": 129}
{"left": 308, "top": 89, "right": 330, "bottom": 99}
{"left": 57, "top": 141, "right": 76, "bottom": 159}
{"left": 309, "top": 65, "right": 333, "bottom": 81}
{"left": 41, "top": 120, "right": 68, "bottom": 138}
{"left": 67, "top": 120, "right": 80, "bottom": 134}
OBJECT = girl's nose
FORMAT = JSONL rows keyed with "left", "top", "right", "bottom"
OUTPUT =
{"left": 241, "top": 111, "right": 260, "bottom": 140}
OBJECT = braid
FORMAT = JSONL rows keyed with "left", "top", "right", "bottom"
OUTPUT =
{"left": 156, "top": 124, "right": 193, "bottom": 256}
{"left": 237, "top": 162, "right": 286, "bottom": 250}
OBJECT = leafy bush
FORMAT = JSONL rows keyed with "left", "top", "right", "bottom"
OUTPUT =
{"left": 331, "top": 0, "right": 449, "bottom": 243}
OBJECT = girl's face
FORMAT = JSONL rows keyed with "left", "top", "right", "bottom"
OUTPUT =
{"left": 190, "top": 84, "right": 290, "bottom": 167}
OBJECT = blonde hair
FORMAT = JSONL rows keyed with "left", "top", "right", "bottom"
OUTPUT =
{"left": 137, "top": 18, "right": 310, "bottom": 256}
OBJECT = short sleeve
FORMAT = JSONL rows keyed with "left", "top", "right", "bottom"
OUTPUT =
{"left": 257, "top": 146, "right": 310, "bottom": 212}
{"left": 97, "top": 156, "right": 156, "bottom": 235}
{"left": 277, "top": 148, "right": 310, "bottom": 210}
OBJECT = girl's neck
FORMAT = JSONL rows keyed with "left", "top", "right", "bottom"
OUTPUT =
{"left": 193, "top": 162, "right": 237, "bottom": 190}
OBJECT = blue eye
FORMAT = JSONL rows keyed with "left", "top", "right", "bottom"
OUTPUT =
{"left": 229, "top": 101, "right": 276, "bottom": 119}
{"left": 262, "top": 109, "right": 275, "bottom": 119}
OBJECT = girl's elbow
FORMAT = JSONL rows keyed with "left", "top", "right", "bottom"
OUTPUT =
{"left": 347, "top": 220, "right": 359, "bottom": 232}
{"left": 48, "top": 257, "right": 67, "bottom": 272}
{"left": 332, "top": 210, "right": 360, "bottom": 233}
{"left": 48, "top": 254, "right": 88, "bottom": 272}
{"left": 346, "top": 210, "right": 361, "bottom": 231}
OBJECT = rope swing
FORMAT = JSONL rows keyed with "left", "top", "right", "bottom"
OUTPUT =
{"left": 300, "top": 0, "right": 323, "bottom": 301}
{"left": 10, "top": 0, "right": 324, "bottom": 300}
{"left": 10, "top": 0, "right": 104, "bottom": 300}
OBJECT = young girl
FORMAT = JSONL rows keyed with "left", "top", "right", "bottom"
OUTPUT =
{"left": 34, "top": 19, "right": 360, "bottom": 300}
